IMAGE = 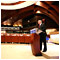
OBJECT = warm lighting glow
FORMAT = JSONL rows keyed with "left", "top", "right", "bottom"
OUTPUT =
{"left": 13, "top": 24, "right": 18, "bottom": 26}
{"left": 3, "top": 20, "right": 11, "bottom": 25}
{"left": 36, "top": 1, "right": 40, "bottom": 5}
{"left": 36, "top": 10, "right": 41, "bottom": 13}
{"left": 3, "top": 23, "right": 7, "bottom": 25}
{"left": 3, "top": 21, "right": 7, "bottom": 25}
{"left": 19, "top": 24, "right": 22, "bottom": 26}
{"left": 8, "top": 24, "right": 11, "bottom": 25}
{"left": 13, "top": 20, "right": 22, "bottom": 27}
{"left": 1, "top": 31, "right": 6, "bottom": 33}
{"left": 13, "top": 24, "right": 22, "bottom": 27}
{"left": 28, "top": 20, "right": 30, "bottom": 22}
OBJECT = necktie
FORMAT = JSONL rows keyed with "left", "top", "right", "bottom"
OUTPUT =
{"left": 39, "top": 25, "right": 40, "bottom": 28}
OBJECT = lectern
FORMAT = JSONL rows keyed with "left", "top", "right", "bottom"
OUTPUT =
{"left": 31, "top": 33, "right": 41, "bottom": 56}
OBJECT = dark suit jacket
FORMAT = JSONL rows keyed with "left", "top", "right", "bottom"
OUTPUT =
{"left": 37, "top": 23, "right": 47, "bottom": 42}
{"left": 38, "top": 23, "right": 46, "bottom": 33}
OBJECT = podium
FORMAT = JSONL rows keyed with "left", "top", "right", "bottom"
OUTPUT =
{"left": 31, "top": 33, "right": 41, "bottom": 56}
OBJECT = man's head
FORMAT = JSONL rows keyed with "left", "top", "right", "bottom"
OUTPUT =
{"left": 38, "top": 20, "right": 42, "bottom": 25}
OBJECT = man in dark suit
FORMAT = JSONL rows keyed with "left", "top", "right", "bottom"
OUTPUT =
{"left": 37, "top": 20, "right": 47, "bottom": 52}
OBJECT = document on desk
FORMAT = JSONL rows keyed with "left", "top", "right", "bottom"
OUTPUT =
{"left": 36, "top": 29, "right": 43, "bottom": 35}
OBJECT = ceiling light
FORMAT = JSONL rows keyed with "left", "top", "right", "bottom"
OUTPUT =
{"left": 36, "top": 1, "right": 40, "bottom": 6}
{"left": 36, "top": 10, "right": 41, "bottom": 13}
{"left": 19, "top": 24, "right": 21, "bottom": 26}
{"left": 8, "top": 24, "right": 11, "bottom": 25}
{"left": 27, "top": 20, "right": 30, "bottom": 22}
{"left": 13, "top": 24, "right": 17, "bottom": 26}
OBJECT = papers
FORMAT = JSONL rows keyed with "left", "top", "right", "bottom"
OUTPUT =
{"left": 36, "top": 30, "right": 43, "bottom": 35}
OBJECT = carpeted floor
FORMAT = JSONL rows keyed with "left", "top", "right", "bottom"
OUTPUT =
{"left": 1, "top": 43, "right": 59, "bottom": 59}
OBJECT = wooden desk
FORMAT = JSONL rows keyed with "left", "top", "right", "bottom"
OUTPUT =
{"left": 1, "top": 34, "right": 5, "bottom": 42}
{"left": 1, "top": 33, "right": 41, "bottom": 56}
